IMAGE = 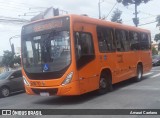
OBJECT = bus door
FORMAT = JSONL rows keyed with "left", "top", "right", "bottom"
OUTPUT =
{"left": 74, "top": 23, "right": 99, "bottom": 94}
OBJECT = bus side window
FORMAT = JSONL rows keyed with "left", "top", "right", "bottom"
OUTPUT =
{"left": 140, "top": 33, "right": 150, "bottom": 50}
{"left": 115, "top": 29, "right": 129, "bottom": 52}
{"left": 97, "top": 26, "right": 115, "bottom": 53}
{"left": 74, "top": 32, "right": 95, "bottom": 69}
{"left": 129, "top": 31, "right": 140, "bottom": 51}
{"left": 121, "top": 30, "right": 130, "bottom": 51}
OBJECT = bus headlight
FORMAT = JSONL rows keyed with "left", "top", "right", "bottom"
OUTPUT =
{"left": 62, "top": 72, "right": 73, "bottom": 86}
{"left": 23, "top": 76, "right": 30, "bottom": 86}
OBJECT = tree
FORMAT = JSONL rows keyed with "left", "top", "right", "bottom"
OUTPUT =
{"left": 154, "top": 33, "right": 160, "bottom": 42}
{"left": 0, "top": 61, "right": 2, "bottom": 67}
{"left": 111, "top": 9, "right": 122, "bottom": 23}
{"left": 156, "top": 15, "right": 160, "bottom": 27}
{"left": 2, "top": 50, "right": 14, "bottom": 67}
{"left": 152, "top": 47, "right": 158, "bottom": 55}
{"left": 154, "top": 16, "right": 160, "bottom": 52}
{"left": 154, "top": 33, "right": 160, "bottom": 52}
{"left": 117, "top": 0, "right": 150, "bottom": 27}
{"left": 1, "top": 50, "right": 21, "bottom": 68}
{"left": 14, "top": 55, "right": 21, "bottom": 65}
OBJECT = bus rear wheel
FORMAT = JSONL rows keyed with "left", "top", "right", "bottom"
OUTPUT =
{"left": 97, "top": 72, "right": 112, "bottom": 95}
{"left": 134, "top": 64, "right": 143, "bottom": 82}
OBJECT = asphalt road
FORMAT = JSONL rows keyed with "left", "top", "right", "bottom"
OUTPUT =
{"left": 0, "top": 66, "right": 160, "bottom": 118}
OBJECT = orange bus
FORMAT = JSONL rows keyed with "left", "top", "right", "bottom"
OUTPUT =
{"left": 21, "top": 14, "right": 152, "bottom": 96}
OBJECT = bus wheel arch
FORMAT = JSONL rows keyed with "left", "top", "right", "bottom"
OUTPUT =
{"left": 97, "top": 68, "right": 113, "bottom": 94}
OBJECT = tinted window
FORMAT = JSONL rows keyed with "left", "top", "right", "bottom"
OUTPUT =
{"left": 115, "top": 30, "right": 130, "bottom": 51}
{"left": 140, "top": 33, "right": 150, "bottom": 50}
{"left": 75, "top": 32, "right": 95, "bottom": 69}
{"left": 129, "top": 31, "right": 140, "bottom": 50}
{"left": 0, "top": 71, "right": 12, "bottom": 80}
{"left": 97, "top": 27, "right": 115, "bottom": 52}
{"left": 12, "top": 71, "right": 22, "bottom": 78}
{"left": 80, "top": 33, "right": 94, "bottom": 56}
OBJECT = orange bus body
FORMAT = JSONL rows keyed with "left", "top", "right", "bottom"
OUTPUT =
{"left": 21, "top": 14, "right": 152, "bottom": 96}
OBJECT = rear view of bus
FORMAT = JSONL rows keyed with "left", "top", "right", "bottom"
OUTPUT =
{"left": 21, "top": 16, "right": 80, "bottom": 96}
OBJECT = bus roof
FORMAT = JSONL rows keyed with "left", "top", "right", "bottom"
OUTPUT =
{"left": 69, "top": 14, "right": 150, "bottom": 33}
{"left": 24, "top": 14, "right": 150, "bottom": 33}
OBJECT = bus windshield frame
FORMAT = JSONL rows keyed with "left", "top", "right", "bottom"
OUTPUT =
{"left": 21, "top": 16, "right": 71, "bottom": 80}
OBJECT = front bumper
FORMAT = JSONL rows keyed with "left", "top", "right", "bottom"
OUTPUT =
{"left": 25, "top": 80, "right": 81, "bottom": 96}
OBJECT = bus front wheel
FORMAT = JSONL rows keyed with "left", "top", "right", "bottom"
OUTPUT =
{"left": 97, "top": 72, "right": 112, "bottom": 95}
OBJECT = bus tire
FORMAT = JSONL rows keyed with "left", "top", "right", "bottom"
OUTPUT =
{"left": 134, "top": 64, "right": 143, "bottom": 82}
{"left": 97, "top": 72, "right": 113, "bottom": 95}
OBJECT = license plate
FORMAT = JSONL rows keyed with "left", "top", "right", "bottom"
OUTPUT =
{"left": 40, "top": 92, "right": 49, "bottom": 96}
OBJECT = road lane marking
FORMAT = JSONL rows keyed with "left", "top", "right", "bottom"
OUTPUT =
{"left": 143, "top": 72, "right": 153, "bottom": 76}
{"left": 151, "top": 73, "right": 160, "bottom": 78}
{"left": 151, "top": 70, "right": 160, "bottom": 72}
{"left": 123, "top": 86, "right": 160, "bottom": 91}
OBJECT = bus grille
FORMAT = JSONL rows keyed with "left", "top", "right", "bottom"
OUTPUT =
{"left": 31, "top": 88, "right": 58, "bottom": 95}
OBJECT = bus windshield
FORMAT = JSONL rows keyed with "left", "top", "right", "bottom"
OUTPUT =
{"left": 22, "top": 30, "right": 71, "bottom": 73}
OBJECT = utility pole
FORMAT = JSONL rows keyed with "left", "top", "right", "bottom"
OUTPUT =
{"left": 9, "top": 35, "right": 20, "bottom": 55}
{"left": 133, "top": 4, "right": 139, "bottom": 27}
{"left": 98, "top": 0, "right": 101, "bottom": 19}
{"left": 98, "top": 0, "right": 104, "bottom": 19}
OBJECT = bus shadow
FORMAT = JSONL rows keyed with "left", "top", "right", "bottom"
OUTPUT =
{"left": 113, "top": 75, "right": 151, "bottom": 91}
{"left": 0, "top": 91, "right": 25, "bottom": 99}
{"left": 33, "top": 91, "right": 99, "bottom": 105}
{"left": 33, "top": 76, "right": 150, "bottom": 105}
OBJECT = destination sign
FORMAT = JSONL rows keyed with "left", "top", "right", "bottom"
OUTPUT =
{"left": 22, "top": 16, "right": 70, "bottom": 34}
{"left": 33, "top": 20, "right": 63, "bottom": 32}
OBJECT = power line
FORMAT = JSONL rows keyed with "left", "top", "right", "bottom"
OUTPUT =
{"left": 0, "top": 16, "right": 29, "bottom": 24}
{"left": 0, "top": 2, "right": 31, "bottom": 11}
{"left": 100, "top": 1, "right": 118, "bottom": 20}
{"left": 124, "top": 14, "right": 159, "bottom": 23}
{"left": 138, "top": 21, "right": 157, "bottom": 26}
{"left": 0, "top": 0, "right": 44, "bottom": 8}
{"left": 104, "top": 2, "right": 118, "bottom": 20}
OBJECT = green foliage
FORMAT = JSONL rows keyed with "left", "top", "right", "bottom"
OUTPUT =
{"left": 0, "top": 61, "right": 2, "bottom": 67}
{"left": 14, "top": 55, "right": 21, "bottom": 65}
{"left": 1, "top": 50, "right": 21, "bottom": 68}
{"left": 156, "top": 15, "right": 160, "bottom": 27}
{"left": 154, "top": 33, "right": 160, "bottom": 42}
{"left": 2, "top": 50, "right": 14, "bottom": 67}
{"left": 152, "top": 47, "right": 158, "bottom": 55}
{"left": 117, "top": 0, "right": 150, "bottom": 26}
{"left": 117, "top": 0, "right": 150, "bottom": 6}
{"left": 111, "top": 9, "right": 122, "bottom": 23}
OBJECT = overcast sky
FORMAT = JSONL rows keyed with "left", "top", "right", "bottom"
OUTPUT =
{"left": 0, "top": 0, "right": 160, "bottom": 56}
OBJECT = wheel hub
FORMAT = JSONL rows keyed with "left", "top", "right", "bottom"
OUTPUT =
{"left": 2, "top": 88, "right": 9, "bottom": 97}
{"left": 100, "top": 78, "right": 106, "bottom": 88}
